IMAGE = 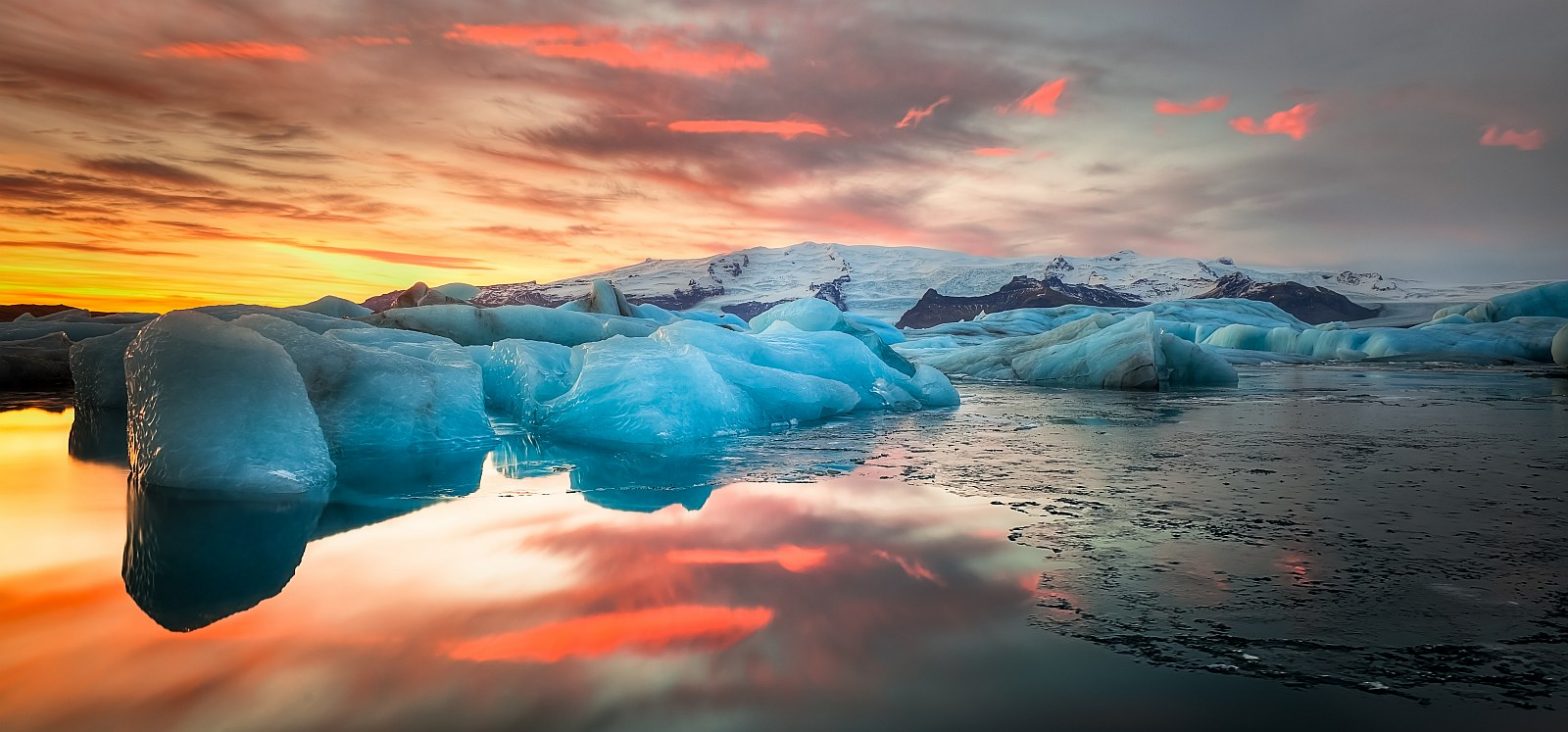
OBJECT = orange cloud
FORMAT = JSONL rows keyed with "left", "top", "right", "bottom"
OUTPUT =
{"left": 896, "top": 95, "right": 951, "bottom": 129}
{"left": 666, "top": 544, "right": 830, "bottom": 572}
{"left": 443, "top": 23, "right": 766, "bottom": 76}
{"left": 1229, "top": 103, "right": 1317, "bottom": 140}
{"left": 1003, "top": 78, "right": 1068, "bottom": 116}
{"left": 337, "top": 36, "right": 412, "bottom": 47}
{"left": 141, "top": 42, "right": 311, "bottom": 62}
{"left": 1480, "top": 125, "right": 1546, "bottom": 151}
{"left": 971, "top": 147, "right": 1018, "bottom": 157}
{"left": 446, "top": 605, "right": 775, "bottom": 662}
{"left": 667, "top": 118, "right": 829, "bottom": 139}
{"left": 1154, "top": 94, "right": 1229, "bottom": 116}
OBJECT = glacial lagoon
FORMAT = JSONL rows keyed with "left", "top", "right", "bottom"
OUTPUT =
{"left": 2, "top": 366, "right": 1566, "bottom": 731}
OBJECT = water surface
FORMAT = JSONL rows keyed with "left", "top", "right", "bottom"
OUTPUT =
{"left": 1, "top": 366, "right": 1566, "bottom": 730}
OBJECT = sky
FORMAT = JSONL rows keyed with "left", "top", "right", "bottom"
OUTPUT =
{"left": 1, "top": 0, "right": 1565, "bottom": 312}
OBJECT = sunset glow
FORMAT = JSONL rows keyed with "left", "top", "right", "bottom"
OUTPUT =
{"left": 1, "top": 1, "right": 1563, "bottom": 310}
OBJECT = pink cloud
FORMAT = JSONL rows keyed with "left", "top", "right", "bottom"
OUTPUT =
{"left": 970, "top": 147, "right": 1019, "bottom": 157}
{"left": 141, "top": 42, "right": 311, "bottom": 62}
{"left": 896, "top": 95, "right": 951, "bottom": 129}
{"left": 443, "top": 23, "right": 767, "bottom": 77}
{"left": 1480, "top": 125, "right": 1546, "bottom": 151}
{"left": 667, "top": 118, "right": 829, "bottom": 139}
{"left": 1002, "top": 78, "right": 1067, "bottom": 116}
{"left": 1229, "top": 103, "right": 1317, "bottom": 140}
{"left": 1155, "top": 95, "right": 1229, "bottom": 116}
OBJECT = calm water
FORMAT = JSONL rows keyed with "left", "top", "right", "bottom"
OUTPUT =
{"left": 2, "top": 366, "right": 1567, "bottom": 731}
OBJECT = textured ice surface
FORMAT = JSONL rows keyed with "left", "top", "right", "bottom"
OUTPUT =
{"left": 69, "top": 327, "right": 140, "bottom": 408}
{"left": 0, "top": 319, "right": 127, "bottom": 344}
{"left": 905, "top": 294, "right": 1568, "bottom": 368}
{"left": 476, "top": 315, "right": 955, "bottom": 446}
{"left": 292, "top": 295, "right": 372, "bottom": 318}
{"left": 908, "top": 299, "right": 1306, "bottom": 345}
{"left": 363, "top": 303, "right": 656, "bottom": 346}
{"left": 915, "top": 312, "right": 1237, "bottom": 389}
{"left": 0, "top": 332, "right": 74, "bottom": 389}
{"left": 234, "top": 314, "right": 492, "bottom": 452}
{"left": 1555, "top": 323, "right": 1568, "bottom": 366}
{"left": 751, "top": 298, "right": 916, "bottom": 376}
{"left": 558, "top": 278, "right": 636, "bottom": 316}
{"left": 125, "top": 312, "right": 334, "bottom": 495}
{"left": 192, "top": 304, "right": 374, "bottom": 334}
{"left": 1202, "top": 315, "right": 1565, "bottom": 363}
{"left": 1436, "top": 281, "right": 1568, "bottom": 323}
{"left": 432, "top": 282, "right": 481, "bottom": 301}
{"left": 475, "top": 338, "right": 576, "bottom": 421}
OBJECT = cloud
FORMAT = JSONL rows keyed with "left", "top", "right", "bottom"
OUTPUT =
{"left": 1479, "top": 125, "right": 1545, "bottom": 151}
{"left": 1229, "top": 103, "right": 1317, "bottom": 140}
{"left": 1003, "top": 78, "right": 1067, "bottom": 116}
{"left": 0, "top": 239, "right": 193, "bottom": 257}
{"left": 666, "top": 118, "right": 830, "bottom": 139}
{"left": 971, "top": 147, "right": 1018, "bottom": 157}
{"left": 140, "top": 42, "right": 311, "bottom": 62}
{"left": 284, "top": 243, "right": 491, "bottom": 269}
{"left": 1154, "top": 95, "right": 1229, "bottom": 116}
{"left": 78, "top": 156, "right": 219, "bottom": 187}
{"left": 442, "top": 23, "right": 767, "bottom": 77}
{"left": 896, "top": 95, "right": 951, "bottom": 129}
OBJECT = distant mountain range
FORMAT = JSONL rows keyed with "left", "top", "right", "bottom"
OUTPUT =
{"left": 462, "top": 242, "right": 1550, "bottom": 324}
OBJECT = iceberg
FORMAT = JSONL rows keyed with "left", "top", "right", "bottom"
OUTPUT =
{"left": 472, "top": 313, "right": 954, "bottom": 447}
{"left": 1200, "top": 316, "right": 1564, "bottom": 364}
{"left": 233, "top": 314, "right": 492, "bottom": 452}
{"left": 69, "top": 327, "right": 141, "bottom": 408}
{"left": 475, "top": 338, "right": 576, "bottom": 421}
{"left": 0, "top": 332, "right": 74, "bottom": 389}
{"left": 558, "top": 278, "right": 637, "bottom": 316}
{"left": 750, "top": 298, "right": 917, "bottom": 376}
{"left": 362, "top": 303, "right": 656, "bottom": 346}
{"left": 292, "top": 295, "right": 373, "bottom": 319}
{"left": 1434, "top": 281, "right": 1568, "bottom": 323}
{"left": 125, "top": 312, "right": 335, "bottom": 495}
{"left": 1552, "top": 323, "right": 1568, "bottom": 367}
{"left": 915, "top": 312, "right": 1237, "bottom": 390}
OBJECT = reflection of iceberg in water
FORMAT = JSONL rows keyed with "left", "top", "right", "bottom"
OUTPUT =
{"left": 313, "top": 446, "right": 488, "bottom": 537}
{"left": 123, "top": 483, "right": 324, "bottom": 632}
{"left": 491, "top": 429, "right": 883, "bottom": 513}
{"left": 123, "top": 446, "right": 488, "bottom": 631}
{"left": 67, "top": 407, "right": 128, "bottom": 466}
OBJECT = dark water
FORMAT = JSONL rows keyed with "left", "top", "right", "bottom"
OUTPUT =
{"left": 1, "top": 365, "right": 1566, "bottom": 731}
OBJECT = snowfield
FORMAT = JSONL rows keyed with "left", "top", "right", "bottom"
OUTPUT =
{"left": 471, "top": 241, "right": 1553, "bottom": 322}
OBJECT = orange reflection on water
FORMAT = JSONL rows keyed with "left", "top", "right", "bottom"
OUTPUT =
{"left": 447, "top": 605, "right": 775, "bottom": 663}
{"left": 666, "top": 544, "right": 830, "bottom": 572}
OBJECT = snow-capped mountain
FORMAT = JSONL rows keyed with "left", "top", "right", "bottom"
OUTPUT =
{"left": 472, "top": 242, "right": 1548, "bottom": 322}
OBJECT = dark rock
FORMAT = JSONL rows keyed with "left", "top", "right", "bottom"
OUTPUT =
{"left": 1192, "top": 273, "right": 1378, "bottom": 324}
{"left": 895, "top": 275, "right": 1146, "bottom": 329}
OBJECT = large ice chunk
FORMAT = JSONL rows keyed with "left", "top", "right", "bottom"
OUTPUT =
{"left": 125, "top": 312, "right": 334, "bottom": 495}
{"left": 1202, "top": 316, "right": 1564, "bottom": 364}
{"left": 0, "top": 332, "right": 74, "bottom": 389}
{"left": 1436, "top": 281, "right": 1568, "bottom": 323}
{"left": 558, "top": 278, "right": 637, "bottom": 316}
{"left": 540, "top": 336, "right": 861, "bottom": 446}
{"left": 917, "top": 312, "right": 1237, "bottom": 389}
{"left": 750, "top": 298, "right": 916, "bottom": 376}
{"left": 475, "top": 338, "right": 576, "bottom": 421}
{"left": 1554, "top": 323, "right": 1568, "bottom": 367}
{"left": 362, "top": 303, "right": 656, "bottom": 346}
{"left": 292, "top": 295, "right": 372, "bottom": 319}
{"left": 69, "top": 327, "right": 141, "bottom": 408}
{"left": 233, "top": 314, "right": 492, "bottom": 452}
